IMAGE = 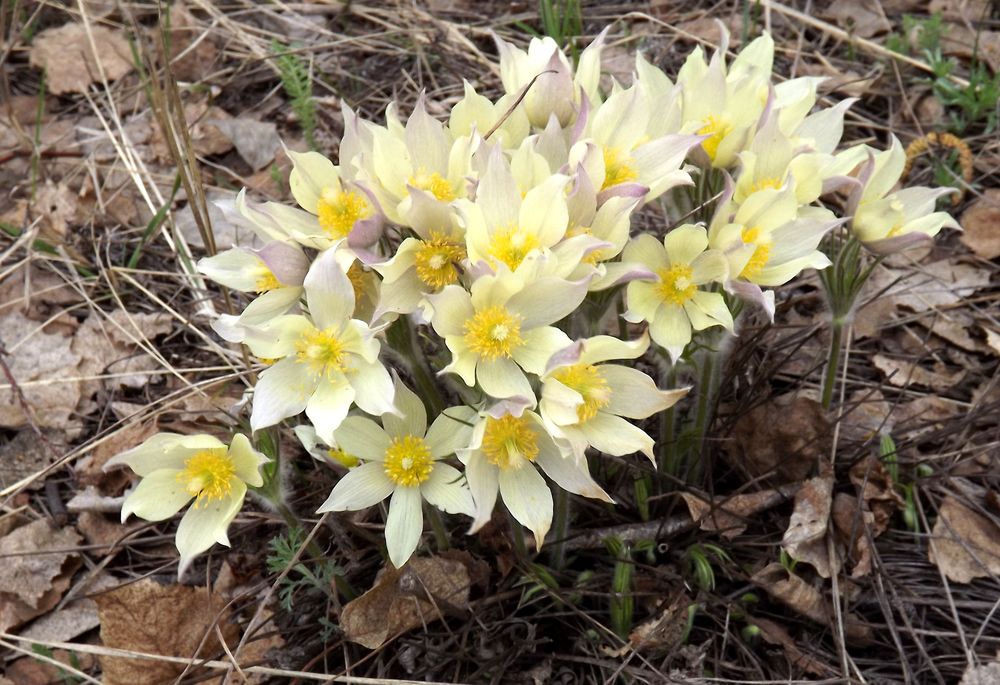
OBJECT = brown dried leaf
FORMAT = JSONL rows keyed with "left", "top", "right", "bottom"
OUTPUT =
{"left": 864, "top": 260, "right": 990, "bottom": 316}
{"left": 95, "top": 578, "right": 239, "bottom": 685}
{"left": 0, "top": 519, "right": 82, "bottom": 631}
{"left": 341, "top": 556, "right": 471, "bottom": 649}
{"left": 960, "top": 661, "right": 1000, "bottom": 685}
{"left": 872, "top": 354, "right": 965, "bottom": 390}
{"left": 782, "top": 474, "right": 836, "bottom": 578}
{"left": 0, "top": 430, "right": 65, "bottom": 491}
{"left": 207, "top": 118, "right": 281, "bottom": 171}
{"left": 724, "top": 394, "right": 830, "bottom": 484}
{"left": 831, "top": 493, "right": 875, "bottom": 578}
{"left": 849, "top": 455, "right": 904, "bottom": 537}
{"left": 820, "top": 0, "right": 891, "bottom": 38}
{"left": 929, "top": 495, "right": 1000, "bottom": 583}
{"left": 680, "top": 489, "right": 791, "bottom": 539}
{"left": 752, "top": 563, "right": 873, "bottom": 644}
{"left": 752, "top": 616, "right": 833, "bottom": 677}
{"left": 76, "top": 420, "right": 160, "bottom": 494}
{"left": 622, "top": 592, "right": 691, "bottom": 656}
{"left": 29, "top": 23, "right": 134, "bottom": 95}
{"left": 168, "top": 0, "right": 220, "bottom": 82}
{"left": 0, "top": 311, "right": 83, "bottom": 435}
{"left": 961, "top": 190, "right": 1000, "bottom": 260}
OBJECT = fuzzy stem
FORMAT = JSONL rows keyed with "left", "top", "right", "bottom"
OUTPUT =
{"left": 821, "top": 319, "right": 846, "bottom": 411}
{"left": 658, "top": 362, "right": 679, "bottom": 479}
{"left": 689, "top": 348, "right": 719, "bottom": 482}
{"left": 395, "top": 316, "right": 446, "bottom": 415}
{"left": 425, "top": 504, "right": 450, "bottom": 552}
{"left": 550, "top": 487, "right": 570, "bottom": 569}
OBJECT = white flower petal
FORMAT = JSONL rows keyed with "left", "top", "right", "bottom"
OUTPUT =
{"left": 422, "top": 463, "right": 474, "bottom": 516}
{"left": 226, "top": 434, "right": 267, "bottom": 487}
{"left": 121, "top": 469, "right": 191, "bottom": 522}
{"left": 506, "top": 277, "right": 589, "bottom": 329}
{"left": 465, "top": 452, "right": 499, "bottom": 533}
{"left": 316, "top": 461, "right": 394, "bottom": 511}
{"left": 649, "top": 304, "right": 692, "bottom": 361}
{"left": 333, "top": 417, "right": 391, "bottom": 462}
{"left": 250, "top": 358, "right": 316, "bottom": 431}
{"left": 578, "top": 413, "right": 655, "bottom": 462}
{"left": 306, "top": 380, "right": 355, "bottom": 445}
{"left": 601, "top": 365, "right": 689, "bottom": 419}
{"left": 426, "top": 406, "right": 477, "bottom": 458}
{"left": 385, "top": 486, "right": 424, "bottom": 567}
{"left": 664, "top": 224, "right": 708, "bottom": 267}
{"left": 349, "top": 359, "right": 397, "bottom": 417}
{"left": 477, "top": 356, "right": 533, "bottom": 399}
{"left": 512, "top": 326, "right": 572, "bottom": 376}
{"left": 382, "top": 377, "right": 426, "bottom": 439}
{"left": 304, "top": 247, "right": 355, "bottom": 330}
{"left": 498, "top": 465, "right": 552, "bottom": 550}
{"left": 106, "top": 433, "right": 223, "bottom": 476}
{"left": 535, "top": 445, "right": 613, "bottom": 503}
{"left": 175, "top": 479, "right": 246, "bottom": 577}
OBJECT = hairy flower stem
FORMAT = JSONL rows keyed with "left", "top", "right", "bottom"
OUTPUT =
{"left": 821, "top": 320, "right": 846, "bottom": 411}
{"left": 550, "top": 487, "right": 570, "bottom": 570}
{"left": 689, "top": 346, "right": 720, "bottom": 483}
{"left": 392, "top": 316, "right": 446, "bottom": 416}
{"left": 425, "top": 504, "right": 450, "bottom": 552}
{"left": 658, "top": 360, "right": 679, "bottom": 479}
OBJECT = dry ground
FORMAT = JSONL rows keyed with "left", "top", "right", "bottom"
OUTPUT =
{"left": 1, "top": 0, "right": 999, "bottom": 683}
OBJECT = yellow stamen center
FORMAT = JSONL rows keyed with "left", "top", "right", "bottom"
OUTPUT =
{"left": 316, "top": 186, "right": 372, "bottom": 239}
{"left": 551, "top": 363, "right": 611, "bottom": 422}
{"left": 739, "top": 226, "right": 772, "bottom": 281}
{"left": 747, "top": 176, "right": 782, "bottom": 194}
{"left": 409, "top": 169, "right": 455, "bottom": 202}
{"left": 488, "top": 225, "right": 539, "bottom": 271}
{"left": 482, "top": 414, "right": 538, "bottom": 470}
{"left": 414, "top": 232, "right": 466, "bottom": 290}
{"left": 463, "top": 305, "right": 523, "bottom": 360}
{"left": 254, "top": 271, "right": 282, "bottom": 293}
{"left": 295, "top": 327, "right": 349, "bottom": 376}
{"left": 327, "top": 448, "right": 359, "bottom": 469}
{"left": 383, "top": 434, "right": 434, "bottom": 486}
{"left": 178, "top": 448, "right": 235, "bottom": 505}
{"left": 697, "top": 116, "right": 733, "bottom": 161}
{"left": 346, "top": 262, "right": 368, "bottom": 305}
{"left": 656, "top": 265, "right": 697, "bottom": 305}
{"left": 602, "top": 147, "right": 639, "bottom": 190}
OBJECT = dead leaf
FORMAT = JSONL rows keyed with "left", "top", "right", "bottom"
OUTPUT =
{"left": 872, "top": 354, "right": 965, "bottom": 390}
{"left": 839, "top": 389, "right": 893, "bottom": 443}
{"left": 820, "top": 0, "right": 891, "bottom": 37}
{"left": 865, "top": 259, "right": 990, "bottom": 316}
{"left": 961, "top": 190, "right": 1000, "bottom": 259}
{"left": 0, "top": 263, "right": 81, "bottom": 318}
{"left": 831, "top": 493, "right": 875, "bottom": 577}
{"left": 33, "top": 181, "right": 80, "bottom": 243}
{"left": 175, "top": 189, "right": 262, "bottom": 250}
{"left": 928, "top": 0, "right": 992, "bottom": 22}
{"left": 341, "top": 556, "right": 471, "bottom": 649}
{"left": 0, "top": 311, "right": 84, "bottom": 436}
{"left": 724, "top": 394, "right": 830, "bottom": 484}
{"left": 626, "top": 592, "right": 691, "bottom": 654}
{"left": 929, "top": 495, "right": 1000, "bottom": 583}
{"left": 150, "top": 100, "right": 233, "bottom": 161}
{"left": 0, "top": 429, "right": 66, "bottom": 491}
{"left": 675, "top": 15, "right": 744, "bottom": 47}
{"left": 5, "top": 650, "right": 97, "bottom": 685}
{"left": 95, "top": 578, "right": 239, "bottom": 685}
{"left": 169, "top": 0, "right": 220, "bottom": 82}
{"left": 849, "top": 455, "right": 904, "bottom": 537}
{"left": 752, "top": 616, "right": 833, "bottom": 677}
{"left": 20, "top": 574, "right": 118, "bottom": 643}
{"left": 799, "top": 56, "right": 878, "bottom": 98}
{"left": 75, "top": 420, "right": 160, "bottom": 494}
{"left": 0, "top": 519, "right": 82, "bottom": 631}
{"left": 752, "top": 563, "right": 873, "bottom": 644}
{"left": 207, "top": 118, "right": 281, "bottom": 171}
{"left": 681, "top": 488, "right": 794, "bottom": 538}
{"left": 782, "top": 473, "right": 836, "bottom": 578}
{"left": 29, "top": 23, "right": 134, "bottom": 95}
{"left": 960, "top": 661, "right": 1000, "bottom": 685}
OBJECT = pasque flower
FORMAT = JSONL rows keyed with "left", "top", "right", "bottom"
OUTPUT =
{"left": 318, "top": 378, "right": 476, "bottom": 567}
{"left": 107, "top": 432, "right": 268, "bottom": 577}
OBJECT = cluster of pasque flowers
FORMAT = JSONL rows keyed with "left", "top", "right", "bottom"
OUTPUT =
{"left": 112, "top": 30, "right": 957, "bottom": 574}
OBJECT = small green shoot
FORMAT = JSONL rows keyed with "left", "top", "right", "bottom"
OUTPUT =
{"left": 538, "top": 0, "right": 582, "bottom": 52}
{"left": 685, "top": 543, "right": 730, "bottom": 592}
{"left": 605, "top": 535, "right": 634, "bottom": 639}
{"left": 271, "top": 41, "right": 318, "bottom": 150}
{"left": 126, "top": 173, "right": 182, "bottom": 269}
{"left": 266, "top": 526, "right": 341, "bottom": 612}
{"left": 779, "top": 548, "right": 798, "bottom": 574}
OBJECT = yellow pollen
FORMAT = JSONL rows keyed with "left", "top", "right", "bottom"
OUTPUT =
{"left": 487, "top": 225, "right": 539, "bottom": 271}
{"left": 697, "top": 116, "right": 733, "bottom": 161}
{"left": 739, "top": 226, "right": 771, "bottom": 281}
{"left": 886, "top": 222, "right": 906, "bottom": 238}
{"left": 295, "top": 327, "right": 349, "bottom": 376}
{"left": 178, "top": 448, "right": 235, "bottom": 505}
{"left": 409, "top": 170, "right": 455, "bottom": 202}
{"left": 414, "top": 232, "right": 466, "bottom": 290}
{"left": 463, "top": 305, "right": 523, "bottom": 360}
{"left": 346, "top": 262, "right": 368, "bottom": 304}
{"left": 254, "top": 270, "right": 282, "bottom": 293}
{"left": 383, "top": 434, "right": 434, "bottom": 486}
{"left": 551, "top": 364, "right": 612, "bottom": 422}
{"left": 747, "top": 176, "right": 782, "bottom": 194}
{"left": 316, "top": 186, "right": 371, "bottom": 239}
{"left": 602, "top": 147, "right": 639, "bottom": 190}
{"left": 327, "top": 448, "right": 359, "bottom": 468}
{"left": 656, "top": 265, "right": 697, "bottom": 305}
{"left": 482, "top": 414, "right": 539, "bottom": 470}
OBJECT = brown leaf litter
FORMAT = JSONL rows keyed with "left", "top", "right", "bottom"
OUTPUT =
{"left": 29, "top": 23, "right": 134, "bottom": 95}
{"left": 929, "top": 494, "right": 1000, "bottom": 583}
{"left": 340, "top": 555, "right": 472, "bottom": 649}
{"left": 95, "top": 578, "right": 239, "bottom": 685}
{"left": 0, "top": 519, "right": 82, "bottom": 632}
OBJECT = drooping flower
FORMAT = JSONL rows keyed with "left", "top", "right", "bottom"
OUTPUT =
{"left": 244, "top": 245, "right": 396, "bottom": 443}
{"left": 460, "top": 400, "right": 612, "bottom": 550}
{"left": 540, "top": 333, "right": 689, "bottom": 461}
{"left": 426, "top": 264, "right": 589, "bottom": 400}
{"left": 623, "top": 225, "right": 732, "bottom": 361}
{"left": 107, "top": 432, "right": 268, "bottom": 577}
{"left": 317, "top": 378, "right": 476, "bottom": 567}
{"left": 197, "top": 241, "right": 309, "bottom": 342}
{"left": 848, "top": 136, "right": 959, "bottom": 253}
